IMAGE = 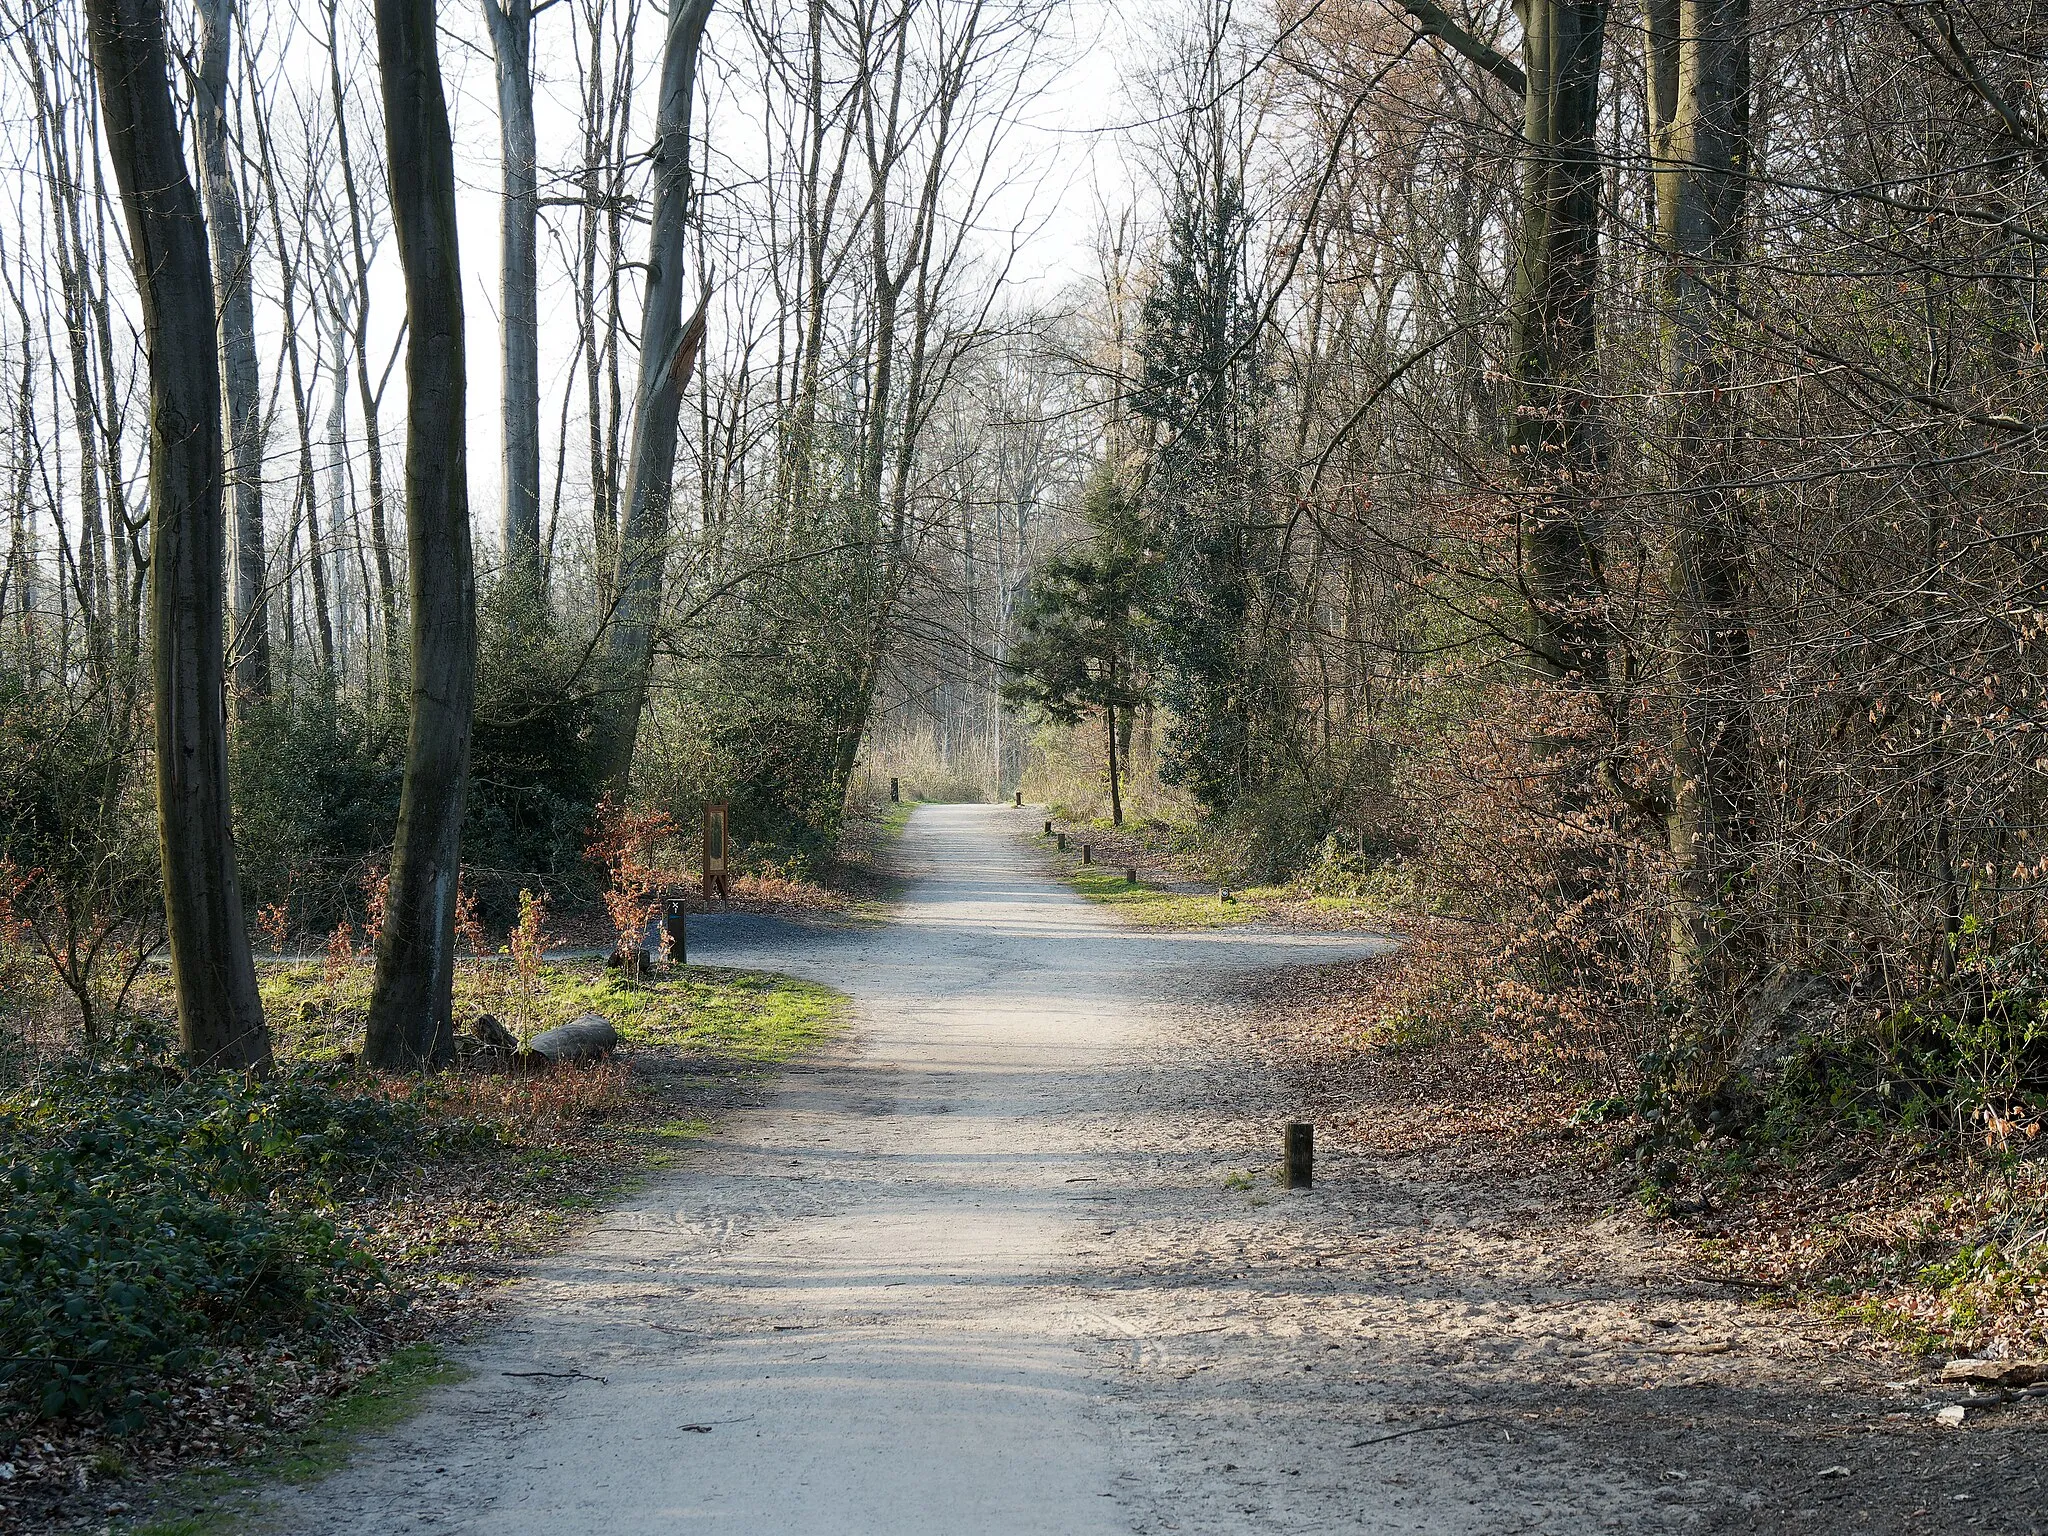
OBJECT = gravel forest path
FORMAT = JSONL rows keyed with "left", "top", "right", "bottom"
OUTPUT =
{"left": 259, "top": 805, "right": 2046, "bottom": 1535}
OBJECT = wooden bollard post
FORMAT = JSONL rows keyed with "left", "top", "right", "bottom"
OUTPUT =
{"left": 1082, "top": 844, "right": 1092, "bottom": 864}
{"left": 1284, "top": 1122, "right": 1313, "bottom": 1189}
{"left": 1014, "top": 790, "right": 1022, "bottom": 807}
{"left": 1043, "top": 819, "right": 1053, "bottom": 836}
{"left": 1126, "top": 866, "right": 1137, "bottom": 884}
{"left": 1057, "top": 832, "right": 1067, "bottom": 852}
{"left": 890, "top": 776, "right": 900, "bottom": 803}
{"left": 664, "top": 899, "right": 686, "bottom": 967}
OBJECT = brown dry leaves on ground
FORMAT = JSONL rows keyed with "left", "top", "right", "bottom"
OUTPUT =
{"left": 1077, "top": 944, "right": 2048, "bottom": 1533}
{"left": 1241, "top": 936, "right": 2048, "bottom": 1363}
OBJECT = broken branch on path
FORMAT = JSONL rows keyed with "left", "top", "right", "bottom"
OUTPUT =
{"left": 1348, "top": 1417, "right": 1488, "bottom": 1449}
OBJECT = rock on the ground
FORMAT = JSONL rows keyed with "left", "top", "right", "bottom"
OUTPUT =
{"left": 525, "top": 1013, "right": 619, "bottom": 1064}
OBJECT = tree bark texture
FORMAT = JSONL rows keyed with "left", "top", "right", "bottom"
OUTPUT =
{"left": 82, "top": 0, "right": 269, "bottom": 1069}
{"left": 596, "top": 0, "right": 715, "bottom": 787}
{"left": 194, "top": 0, "right": 270, "bottom": 708}
{"left": 363, "top": 0, "right": 477, "bottom": 1068}
{"left": 1648, "top": 0, "right": 1755, "bottom": 994}
{"left": 1508, "top": 0, "right": 1610, "bottom": 688}
{"left": 482, "top": 0, "right": 543, "bottom": 594}
{"left": 1105, "top": 700, "right": 1122, "bottom": 827}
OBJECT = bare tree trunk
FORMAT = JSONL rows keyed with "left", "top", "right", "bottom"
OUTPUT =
{"left": 593, "top": 0, "right": 715, "bottom": 787}
{"left": 82, "top": 0, "right": 268, "bottom": 1070}
{"left": 325, "top": 0, "right": 399, "bottom": 696}
{"left": 194, "top": 0, "right": 269, "bottom": 709}
{"left": 362, "top": 0, "right": 476, "bottom": 1068}
{"left": 1508, "top": 0, "right": 1609, "bottom": 687}
{"left": 21, "top": 29, "right": 111, "bottom": 669}
{"left": 1649, "top": 0, "right": 1754, "bottom": 995}
{"left": 1105, "top": 701, "right": 1122, "bottom": 827}
{"left": 320, "top": 287, "right": 353, "bottom": 679}
{"left": 244, "top": 57, "right": 335, "bottom": 680}
{"left": 481, "top": 0, "right": 542, "bottom": 594}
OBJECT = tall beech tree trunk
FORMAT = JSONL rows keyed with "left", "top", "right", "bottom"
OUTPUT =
{"left": 362, "top": 0, "right": 477, "bottom": 1068}
{"left": 81, "top": 0, "right": 269, "bottom": 1070}
{"left": 481, "top": 0, "right": 543, "bottom": 595}
{"left": 594, "top": 0, "right": 715, "bottom": 787}
{"left": 1648, "top": 0, "right": 1755, "bottom": 994}
{"left": 194, "top": 0, "right": 269, "bottom": 709}
{"left": 1508, "top": 0, "right": 1609, "bottom": 687}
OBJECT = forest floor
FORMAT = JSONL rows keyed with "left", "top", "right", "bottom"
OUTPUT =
{"left": 175, "top": 805, "right": 2046, "bottom": 1534}
{"left": 4, "top": 959, "right": 845, "bottom": 1535}
{"left": 4, "top": 807, "right": 916, "bottom": 1533}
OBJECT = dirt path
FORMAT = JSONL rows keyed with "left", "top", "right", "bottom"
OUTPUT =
{"left": 258, "top": 806, "right": 2046, "bottom": 1534}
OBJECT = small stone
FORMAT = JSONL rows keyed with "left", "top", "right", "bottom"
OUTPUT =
{"left": 1935, "top": 1404, "right": 1967, "bottom": 1426}
{"left": 1816, "top": 1466, "right": 1849, "bottom": 1478}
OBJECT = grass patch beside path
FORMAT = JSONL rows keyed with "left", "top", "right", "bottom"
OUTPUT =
{"left": 132, "top": 1345, "right": 469, "bottom": 1536}
{"left": 1062, "top": 861, "right": 1281, "bottom": 928}
{"left": 1018, "top": 809, "right": 1406, "bottom": 934}
{"left": 1013, "top": 810, "right": 1277, "bottom": 928}
{"left": 254, "top": 958, "right": 842, "bottom": 1063}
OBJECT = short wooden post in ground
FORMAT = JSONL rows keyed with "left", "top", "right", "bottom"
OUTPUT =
{"left": 1082, "top": 844, "right": 1092, "bottom": 864}
{"left": 890, "top": 777, "right": 900, "bottom": 803}
{"left": 1014, "top": 791, "right": 1022, "bottom": 807}
{"left": 1043, "top": 820, "right": 1053, "bottom": 836}
{"left": 1284, "top": 1122, "right": 1313, "bottom": 1189}
{"left": 1126, "top": 867, "right": 1137, "bottom": 884}
{"left": 1057, "top": 832, "right": 1067, "bottom": 852}
{"left": 664, "top": 899, "right": 686, "bottom": 966}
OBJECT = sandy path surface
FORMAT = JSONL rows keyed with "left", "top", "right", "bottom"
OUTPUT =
{"left": 261, "top": 805, "right": 2048, "bottom": 1535}
{"left": 259, "top": 805, "right": 1388, "bottom": 1534}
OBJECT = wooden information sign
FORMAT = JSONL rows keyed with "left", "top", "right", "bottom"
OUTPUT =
{"left": 702, "top": 802, "right": 730, "bottom": 904}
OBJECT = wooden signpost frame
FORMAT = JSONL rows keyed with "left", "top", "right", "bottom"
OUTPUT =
{"left": 702, "top": 802, "right": 731, "bottom": 904}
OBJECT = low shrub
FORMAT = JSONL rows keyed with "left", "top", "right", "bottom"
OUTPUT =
{"left": 0, "top": 1057, "right": 419, "bottom": 1429}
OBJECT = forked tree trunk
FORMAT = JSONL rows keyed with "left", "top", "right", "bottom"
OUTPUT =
{"left": 481, "top": 0, "right": 543, "bottom": 595}
{"left": 194, "top": 0, "right": 270, "bottom": 709}
{"left": 595, "top": 0, "right": 715, "bottom": 787}
{"left": 81, "top": 0, "right": 269, "bottom": 1069}
{"left": 362, "top": 0, "right": 477, "bottom": 1068}
{"left": 1648, "top": 0, "right": 1755, "bottom": 994}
